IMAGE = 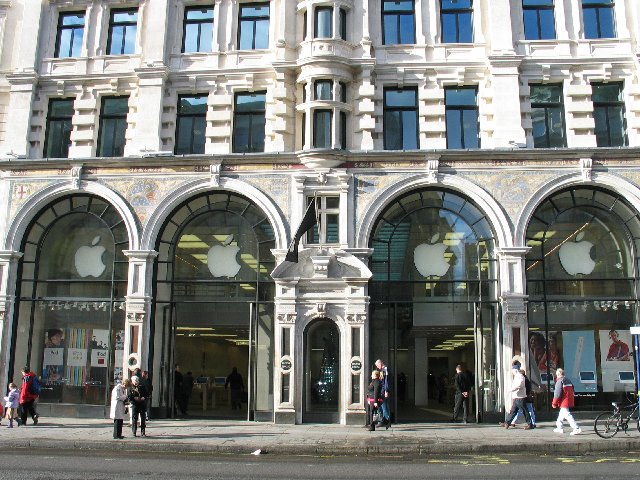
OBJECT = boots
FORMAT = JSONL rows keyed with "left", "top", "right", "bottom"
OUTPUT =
{"left": 368, "top": 423, "right": 375, "bottom": 431}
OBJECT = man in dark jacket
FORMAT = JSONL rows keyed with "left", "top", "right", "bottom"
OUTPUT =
{"left": 19, "top": 366, "right": 39, "bottom": 426}
{"left": 552, "top": 368, "right": 581, "bottom": 435}
{"left": 452, "top": 364, "right": 472, "bottom": 423}
{"left": 225, "top": 367, "right": 244, "bottom": 410}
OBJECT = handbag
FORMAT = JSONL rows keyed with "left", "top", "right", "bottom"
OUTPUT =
{"left": 372, "top": 408, "right": 380, "bottom": 423}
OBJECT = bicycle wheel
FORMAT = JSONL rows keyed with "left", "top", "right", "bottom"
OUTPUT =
{"left": 594, "top": 412, "right": 621, "bottom": 439}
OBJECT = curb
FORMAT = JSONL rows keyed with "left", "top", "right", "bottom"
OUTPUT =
{"left": 12, "top": 436, "right": 640, "bottom": 458}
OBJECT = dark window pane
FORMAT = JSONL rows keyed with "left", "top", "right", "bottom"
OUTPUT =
{"left": 530, "top": 85, "right": 562, "bottom": 103}
{"left": 315, "top": 7, "right": 332, "bottom": 38}
{"left": 592, "top": 84, "right": 621, "bottom": 102}
{"left": 531, "top": 108, "right": 548, "bottom": 147}
{"left": 44, "top": 99, "right": 74, "bottom": 159}
{"left": 326, "top": 214, "right": 339, "bottom": 243}
{"left": 538, "top": 10, "right": 556, "bottom": 39}
{"left": 313, "top": 110, "right": 332, "bottom": 148}
{"left": 236, "top": 93, "right": 265, "bottom": 112}
{"left": 179, "top": 96, "right": 207, "bottom": 114}
{"left": 176, "top": 95, "right": 207, "bottom": 154}
{"left": 198, "top": 23, "right": 213, "bottom": 52}
{"left": 242, "top": 5, "right": 269, "bottom": 17}
{"left": 71, "top": 27, "right": 84, "bottom": 56}
{"left": 385, "top": 89, "right": 416, "bottom": 107}
{"left": 547, "top": 107, "right": 565, "bottom": 147}
{"left": 457, "top": 12, "right": 473, "bottom": 42}
{"left": 446, "top": 110, "right": 463, "bottom": 148}
{"left": 233, "top": 92, "right": 266, "bottom": 153}
{"left": 250, "top": 115, "right": 266, "bottom": 151}
{"left": 384, "top": 110, "right": 402, "bottom": 149}
{"left": 123, "top": 26, "right": 136, "bottom": 54}
{"left": 401, "top": 111, "right": 418, "bottom": 149}
{"left": 315, "top": 80, "right": 332, "bottom": 100}
{"left": 191, "top": 116, "right": 206, "bottom": 153}
{"left": 108, "top": 27, "right": 124, "bottom": 55}
{"left": 442, "top": 0, "right": 471, "bottom": 7}
{"left": 597, "top": 8, "right": 615, "bottom": 38}
{"left": 398, "top": 14, "right": 415, "bottom": 43}
{"left": 605, "top": 107, "right": 625, "bottom": 146}
{"left": 58, "top": 29, "right": 73, "bottom": 57}
{"left": 233, "top": 115, "right": 251, "bottom": 152}
{"left": 383, "top": 15, "right": 398, "bottom": 44}
{"left": 446, "top": 88, "right": 475, "bottom": 106}
{"left": 49, "top": 100, "right": 74, "bottom": 117}
{"left": 339, "top": 9, "right": 347, "bottom": 40}
{"left": 61, "top": 13, "right": 85, "bottom": 26}
{"left": 462, "top": 109, "right": 479, "bottom": 148}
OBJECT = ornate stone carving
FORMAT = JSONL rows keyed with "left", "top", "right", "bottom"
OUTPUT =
{"left": 580, "top": 157, "right": 593, "bottom": 182}
{"left": 504, "top": 312, "right": 525, "bottom": 326}
{"left": 277, "top": 313, "right": 297, "bottom": 324}
{"left": 210, "top": 162, "right": 222, "bottom": 187}
{"left": 346, "top": 314, "right": 366, "bottom": 324}
{"left": 71, "top": 164, "right": 83, "bottom": 189}
{"left": 126, "top": 312, "right": 145, "bottom": 323}
{"left": 426, "top": 156, "right": 440, "bottom": 183}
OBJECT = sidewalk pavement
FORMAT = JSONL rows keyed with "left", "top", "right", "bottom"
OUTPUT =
{"left": 3, "top": 417, "right": 640, "bottom": 457}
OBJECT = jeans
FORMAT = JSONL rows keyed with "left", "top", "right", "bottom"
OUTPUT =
{"left": 512, "top": 401, "right": 536, "bottom": 425}
{"left": 380, "top": 396, "right": 391, "bottom": 422}
{"left": 506, "top": 398, "right": 532, "bottom": 426}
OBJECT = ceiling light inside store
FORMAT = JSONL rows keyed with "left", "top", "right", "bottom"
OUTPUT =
{"left": 177, "top": 234, "right": 209, "bottom": 249}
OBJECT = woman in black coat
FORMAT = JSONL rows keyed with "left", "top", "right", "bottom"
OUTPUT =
{"left": 366, "top": 370, "right": 383, "bottom": 431}
{"left": 127, "top": 375, "right": 148, "bottom": 437}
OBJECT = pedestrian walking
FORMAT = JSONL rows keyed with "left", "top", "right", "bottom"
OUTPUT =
{"left": 4, "top": 383, "right": 19, "bottom": 428}
{"left": 110, "top": 378, "right": 131, "bottom": 439}
{"left": 19, "top": 366, "right": 40, "bottom": 426}
{"left": 552, "top": 367, "right": 581, "bottom": 435}
{"left": 509, "top": 363, "right": 536, "bottom": 428}
{"left": 174, "top": 364, "right": 186, "bottom": 416}
{"left": 500, "top": 365, "right": 534, "bottom": 430}
{"left": 225, "top": 367, "right": 245, "bottom": 410}
{"left": 374, "top": 359, "right": 392, "bottom": 428}
{"left": 141, "top": 370, "right": 153, "bottom": 420}
{"left": 365, "top": 370, "right": 383, "bottom": 431}
{"left": 452, "top": 364, "right": 471, "bottom": 423}
{"left": 128, "top": 375, "right": 147, "bottom": 437}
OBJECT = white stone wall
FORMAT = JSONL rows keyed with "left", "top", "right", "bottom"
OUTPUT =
{"left": 0, "top": 0, "right": 637, "bottom": 157}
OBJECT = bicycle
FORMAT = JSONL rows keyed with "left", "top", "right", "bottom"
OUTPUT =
{"left": 594, "top": 395, "right": 640, "bottom": 439}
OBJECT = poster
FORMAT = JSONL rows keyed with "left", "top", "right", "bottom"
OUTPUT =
{"left": 42, "top": 347, "right": 64, "bottom": 385}
{"left": 527, "top": 330, "right": 561, "bottom": 388}
{"left": 599, "top": 329, "right": 635, "bottom": 392}
{"left": 562, "top": 330, "right": 597, "bottom": 393}
{"left": 42, "top": 347, "right": 63, "bottom": 366}
{"left": 67, "top": 348, "right": 87, "bottom": 367}
{"left": 91, "top": 349, "right": 108, "bottom": 368}
{"left": 90, "top": 329, "right": 109, "bottom": 350}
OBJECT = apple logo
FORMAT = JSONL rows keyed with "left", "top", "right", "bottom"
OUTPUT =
{"left": 414, "top": 233, "right": 450, "bottom": 277}
{"left": 558, "top": 231, "right": 595, "bottom": 275}
{"left": 74, "top": 235, "right": 107, "bottom": 278}
{"left": 207, "top": 234, "right": 241, "bottom": 277}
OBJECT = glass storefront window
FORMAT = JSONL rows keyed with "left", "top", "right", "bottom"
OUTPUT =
{"left": 12, "top": 195, "right": 129, "bottom": 407}
{"left": 525, "top": 187, "right": 640, "bottom": 411}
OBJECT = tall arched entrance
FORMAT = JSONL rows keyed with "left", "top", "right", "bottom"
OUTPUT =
{"left": 525, "top": 186, "right": 640, "bottom": 412}
{"left": 10, "top": 194, "right": 129, "bottom": 416}
{"left": 368, "top": 188, "right": 500, "bottom": 422}
{"left": 303, "top": 318, "right": 340, "bottom": 423}
{"left": 152, "top": 191, "right": 276, "bottom": 420}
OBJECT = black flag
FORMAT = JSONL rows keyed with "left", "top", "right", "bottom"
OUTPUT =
{"left": 285, "top": 197, "right": 318, "bottom": 263}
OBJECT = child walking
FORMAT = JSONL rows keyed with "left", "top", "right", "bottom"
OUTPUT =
{"left": 4, "top": 383, "right": 19, "bottom": 428}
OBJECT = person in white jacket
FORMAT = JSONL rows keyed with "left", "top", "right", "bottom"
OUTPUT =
{"left": 4, "top": 383, "right": 19, "bottom": 428}
{"left": 110, "top": 378, "right": 131, "bottom": 439}
{"left": 500, "top": 366, "right": 534, "bottom": 430}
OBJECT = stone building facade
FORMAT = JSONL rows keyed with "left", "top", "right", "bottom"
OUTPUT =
{"left": 0, "top": 0, "right": 638, "bottom": 423}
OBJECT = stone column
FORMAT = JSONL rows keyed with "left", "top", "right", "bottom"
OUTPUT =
{"left": 0, "top": 251, "right": 23, "bottom": 394}
{"left": 123, "top": 250, "right": 158, "bottom": 375}
{"left": 125, "top": 67, "right": 169, "bottom": 156}
{"left": 3, "top": 74, "right": 37, "bottom": 157}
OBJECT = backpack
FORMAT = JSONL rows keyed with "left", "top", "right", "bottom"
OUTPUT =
{"left": 28, "top": 375, "right": 41, "bottom": 395}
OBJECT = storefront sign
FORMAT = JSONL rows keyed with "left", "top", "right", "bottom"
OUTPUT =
{"left": 351, "top": 359, "right": 362, "bottom": 372}
{"left": 280, "top": 358, "right": 292, "bottom": 371}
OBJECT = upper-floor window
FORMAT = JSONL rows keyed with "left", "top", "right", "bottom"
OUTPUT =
{"left": 315, "top": 6, "right": 332, "bottom": 38}
{"left": 233, "top": 92, "right": 266, "bottom": 153}
{"left": 307, "top": 195, "right": 339, "bottom": 244}
{"left": 182, "top": 6, "right": 214, "bottom": 53}
{"left": 315, "top": 80, "right": 333, "bottom": 100}
{"left": 592, "top": 82, "right": 627, "bottom": 147}
{"left": 175, "top": 95, "right": 207, "bottom": 154}
{"left": 445, "top": 87, "right": 479, "bottom": 149}
{"left": 441, "top": 0, "right": 473, "bottom": 43}
{"left": 313, "top": 110, "right": 332, "bottom": 148}
{"left": 107, "top": 8, "right": 138, "bottom": 55}
{"left": 55, "top": 12, "right": 85, "bottom": 58}
{"left": 238, "top": 3, "right": 269, "bottom": 50}
{"left": 339, "top": 8, "right": 347, "bottom": 40}
{"left": 97, "top": 96, "right": 129, "bottom": 157}
{"left": 530, "top": 84, "right": 566, "bottom": 148}
{"left": 582, "top": 0, "right": 615, "bottom": 39}
{"left": 382, "top": 0, "right": 415, "bottom": 45}
{"left": 44, "top": 98, "right": 74, "bottom": 158}
{"left": 383, "top": 87, "right": 418, "bottom": 150}
{"left": 523, "top": 0, "right": 556, "bottom": 40}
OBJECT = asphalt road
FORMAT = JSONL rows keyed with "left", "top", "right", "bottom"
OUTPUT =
{"left": 2, "top": 449, "right": 640, "bottom": 479}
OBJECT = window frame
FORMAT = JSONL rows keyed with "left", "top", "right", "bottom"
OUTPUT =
{"left": 313, "top": 109, "right": 332, "bottom": 149}
{"left": 181, "top": 6, "right": 215, "bottom": 53}
{"left": 440, "top": 0, "right": 474, "bottom": 44}
{"left": 96, "top": 96, "right": 129, "bottom": 157}
{"left": 175, "top": 94, "right": 208, "bottom": 155}
{"left": 582, "top": 0, "right": 616, "bottom": 39}
{"left": 106, "top": 8, "right": 138, "bottom": 56}
{"left": 306, "top": 195, "right": 340, "bottom": 245}
{"left": 383, "top": 87, "right": 419, "bottom": 150}
{"left": 522, "top": 0, "right": 556, "bottom": 40}
{"left": 339, "top": 8, "right": 347, "bottom": 41}
{"left": 43, "top": 98, "right": 74, "bottom": 159}
{"left": 314, "top": 6, "right": 333, "bottom": 39}
{"left": 382, "top": 0, "right": 416, "bottom": 45}
{"left": 445, "top": 86, "right": 480, "bottom": 149}
{"left": 237, "top": 2, "right": 270, "bottom": 50}
{"left": 54, "top": 11, "right": 85, "bottom": 58}
{"left": 592, "top": 82, "right": 627, "bottom": 147}
{"left": 232, "top": 91, "right": 267, "bottom": 153}
{"left": 530, "top": 84, "right": 567, "bottom": 148}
